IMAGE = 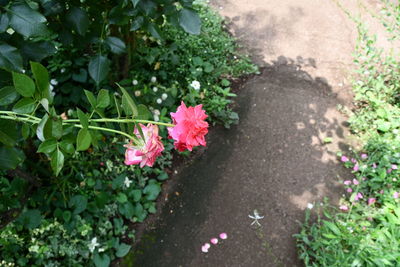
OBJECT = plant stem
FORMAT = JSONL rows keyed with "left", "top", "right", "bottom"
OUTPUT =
{"left": 72, "top": 124, "right": 136, "bottom": 141}
{"left": 64, "top": 118, "right": 174, "bottom": 127}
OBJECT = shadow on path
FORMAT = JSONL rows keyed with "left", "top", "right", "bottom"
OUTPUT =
{"left": 122, "top": 56, "right": 350, "bottom": 267}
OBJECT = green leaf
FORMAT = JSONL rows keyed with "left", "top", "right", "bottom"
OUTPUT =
{"left": 94, "top": 253, "right": 110, "bottom": 267}
{"left": 40, "top": 98, "right": 49, "bottom": 113}
{"left": 69, "top": 195, "right": 88, "bottom": 215}
{"left": 84, "top": 89, "right": 97, "bottom": 109}
{"left": 0, "top": 120, "right": 17, "bottom": 146}
{"left": 130, "top": 16, "right": 144, "bottom": 31}
{"left": 12, "top": 72, "right": 35, "bottom": 97}
{"left": 116, "top": 243, "right": 131, "bottom": 257}
{"left": 179, "top": 8, "right": 201, "bottom": 35}
{"left": 323, "top": 137, "right": 333, "bottom": 144}
{"left": 88, "top": 55, "right": 110, "bottom": 85}
{"left": 118, "top": 202, "right": 134, "bottom": 219}
{"left": 147, "top": 23, "right": 163, "bottom": 40}
{"left": 21, "top": 124, "right": 30, "bottom": 139}
{"left": 21, "top": 41, "right": 56, "bottom": 62}
{"left": 116, "top": 193, "right": 128, "bottom": 203}
{"left": 12, "top": 98, "right": 36, "bottom": 114}
{"left": 60, "top": 139, "right": 74, "bottom": 154}
{"left": 0, "top": 43, "right": 23, "bottom": 72}
{"left": 76, "top": 128, "right": 92, "bottom": 151}
{"left": 105, "top": 37, "right": 126, "bottom": 54}
{"left": 37, "top": 139, "right": 57, "bottom": 153}
{"left": 0, "top": 146, "right": 24, "bottom": 169}
{"left": 9, "top": 4, "right": 49, "bottom": 38}
{"left": 77, "top": 108, "right": 89, "bottom": 129}
{"left": 36, "top": 114, "right": 48, "bottom": 141}
{"left": 44, "top": 116, "right": 63, "bottom": 140}
{"left": 97, "top": 89, "right": 110, "bottom": 108}
{"left": 30, "top": 62, "right": 52, "bottom": 103}
{"left": 131, "top": 189, "right": 142, "bottom": 202}
{"left": 136, "top": 104, "right": 152, "bottom": 120}
{"left": 118, "top": 84, "right": 138, "bottom": 117}
{"left": 0, "top": 13, "right": 9, "bottom": 33}
{"left": 18, "top": 209, "right": 42, "bottom": 229}
{"left": 65, "top": 7, "right": 89, "bottom": 36}
{"left": 143, "top": 183, "right": 161, "bottom": 201}
{"left": 0, "top": 86, "right": 18, "bottom": 105}
{"left": 51, "top": 148, "right": 64, "bottom": 176}
{"left": 131, "top": 0, "right": 140, "bottom": 8}
{"left": 63, "top": 210, "right": 71, "bottom": 222}
{"left": 72, "top": 68, "right": 87, "bottom": 83}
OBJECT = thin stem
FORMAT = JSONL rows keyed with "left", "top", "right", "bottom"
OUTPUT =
{"left": 72, "top": 124, "right": 136, "bottom": 141}
{"left": 63, "top": 118, "right": 174, "bottom": 127}
{"left": 0, "top": 111, "right": 41, "bottom": 122}
{"left": 0, "top": 115, "right": 39, "bottom": 124}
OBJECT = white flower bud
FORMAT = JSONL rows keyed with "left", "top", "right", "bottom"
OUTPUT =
{"left": 161, "top": 93, "right": 168, "bottom": 100}
{"left": 151, "top": 76, "right": 157, "bottom": 83}
{"left": 153, "top": 87, "right": 158, "bottom": 92}
{"left": 132, "top": 79, "right": 138, "bottom": 85}
{"left": 156, "top": 98, "right": 162, "bottom": 104}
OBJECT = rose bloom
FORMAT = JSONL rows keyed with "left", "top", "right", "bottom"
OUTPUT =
{"left": 124, "top": 124, "right": 164, "bottom": 167}
{"left": 168, "top": 102, "right": 208, "bottom": 152}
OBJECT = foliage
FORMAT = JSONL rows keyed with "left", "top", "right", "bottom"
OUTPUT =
{"left": 296, "top": 3, "right": 400, "bottom": 266}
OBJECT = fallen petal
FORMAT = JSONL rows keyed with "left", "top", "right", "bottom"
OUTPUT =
{"left": 201, "top": 246, "right": 208, "bottom": 253}
{"left": 219, "top": 233, "right": 228, "bottom": 239}
{"left": 204, "top": 243, "right": 211, "bottom": 249}
{"left": 210, "top": 238, "right": 218, "bottom": 245}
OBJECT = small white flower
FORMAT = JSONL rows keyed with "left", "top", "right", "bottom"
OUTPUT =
{"left": 134, "top": 90, "right": 141, "bottom": 97}
{"left": 154, "top": 115, "right": 159, "bottom": 122}
{"left": 156, "top": 98, "right": 162, "bottom": 104}
{"left": 190, "top": 80, "right": 201, "bottom": 91}
{"left": 61, "top": 68, "right": 66, "bottom": 73}
{"left": 307, "top": 203, "right": 314, "bottom": 209}
{"left": 124, "top": 177, "right": 132, "bottom": 188}
{"left": 153, "top": 87, "right": 158, "bottom": 92}
{"left": 50, "top": 85, "right": 54, "bottom": 91}
{"left": 98, "top": 247, "right": 105, "bottom": 252}
{"left": 151, "top": 76, "right": 157, "bottom": 83}
{"left": 88, "top": 237, "right": 100, "bottom": 253}
{"left": 22, "top": 69, "right": 26, "bottom": 73}
{"left": 161, "top": 93, "right": 168, "bottom": 100}
{"left": 153, "top": 109, "right": 160, "bottom": 116}
{"left": 50, "top": 79, "right": 58, "bottom": 85}
{"left": 248, "top": 209, "right": 264, "bottom": 226}
{"left": 132, "top": 79, "right": 138, "bottom": 85}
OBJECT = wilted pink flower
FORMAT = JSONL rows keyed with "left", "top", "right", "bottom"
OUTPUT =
{"left": 361, "top": 153, "right": 368, "bottom": 159}
{"left": 341, "top": 156, "right": 349, "bottom": 162}
{"left": 124, "top": 124, "right": 164, "bottom": 167}
{"left": 100, "top": 162, "right": 104, "bottom": 166}
{"left": 372, "top": 163, "right": 377, "bottom": 168}
{"left": 354, "top": 192, "right": 363, "bottom": 201}
{"left": 368, "top": 198, "right": 376, "bottom": 205}
{"left": 339, "top": 205, "right": 348, "bottom": 211}
{"left": 344, "top": 180, "right": 352, "bottom": 185}
{"left": 168, "top": 102, "right": 209, "bottom": 152}
{"left": 210, "top": 238, "right": 218, "bottom": 245}
{"left": 392, "top": 164, "right": 398, "bottom": 170}
{"left": 379, "top": 190, "right": 384, "bottom": 194}
{"left": 219, "top": 233, "right": 228, "bottom": 239}
{"left": 393, "top": 192, "right": 399, "bottom": 199}
{"left": 351, "top": 158, "right": 357, "bottom": 164}
{"left": 353, "top": 179, "right": 359, "bottom": 185}
{"left": 353, "top": 164, "right": 359, "bottom": 171}
{"left": 387, "top": 168, "right": 392, "bottom": 174}
{"left": 347, "top": 188, "right": 353, "bottom": 193}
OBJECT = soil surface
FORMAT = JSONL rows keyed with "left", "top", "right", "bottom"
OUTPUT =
{"left": 122, "top": 1, "right": 391, "bottom": 266}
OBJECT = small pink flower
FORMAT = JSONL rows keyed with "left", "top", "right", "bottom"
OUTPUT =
{"left": 201, "top": 244, "right": 209, "bottom": 253}
{"left": 204, "top": 243, "right": 211, "bottom": 249}
{"left": 339, "top": 205, "right": 348, "bottom": 211}
{"left": 379, "top": 190, "right": 384, "bottom": 194}
{"left": 368, "top": 198, "right": 376, "bottom": 205}
{"left": 353, "top": 179, "right": 359, "bottom": 185}
{"left": 354, "top": 192, "right": 363, "bottom": 201}
{"left": 341, "top": 156, "right": 349, "bottom": 162}
{"left": 168, "top": 102, "right": 209, "bottom": 152}
{"left": 372, "top": 163, "right": 377, "bottom": 168}
{"left": 362, "top": 177, "right": 366, "bottom": 181}
{"left": 351, "top": 158, "right": 357, "bottom": 164}
{"left": 362, "top": 226, "right": 366, "bottom": 231}
{"left": 210, "top": 238, "right": 218, "bottom": 245}
{"left": 219, "top": 233, "right": 228, "bottom": 239}
{"left": 361, "top": 153, "right": 368, "bottom": 159}
{"left": 353, "top": 164, "right": 359, "bottom": 172}
{"left": 392, "top": 164, "right": 398, "bottom": 170}
{"left": 387, "top": 168, "right": 392, "bottom": 174}
{"left": 100, "top": 162, "right": 104, "bottom": 166}
{"left": 394, "top": 192, "right": 399, "bottom": 199}
{"left": 344, "top": 180, "right": 352, "bottom": 185}
{"left": 347, "top": 188, "right": 353, "bottom": 193}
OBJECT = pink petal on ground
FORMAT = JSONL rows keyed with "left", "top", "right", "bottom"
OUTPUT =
{"left": 344, "top": 180, "right": 352, "bottom": 185}
{"left": 201, "top": 245, "right": 208, "bottom": 253}
{"left": 210, "top": 238, "right": 218, "bottom": 245}
{"left": 219, "top": 233, "right": 228, "bottom": 239}
{"left": 204, "top": 243, "right": 211, "bottom": 249}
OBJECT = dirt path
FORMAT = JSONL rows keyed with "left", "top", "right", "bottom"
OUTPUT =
{"left": 123, "top": 1, "right": 389, "bottom": 266}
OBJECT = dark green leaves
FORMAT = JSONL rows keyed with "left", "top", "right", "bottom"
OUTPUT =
{"left": 77, "top": 108, "right": 89, "bottom": 129}
{"left": 143, "top": 182, "right": 161, "bottom": 201}
{"left": 0, "top": 120, "right": 17, "bottom": 146}
{"left": 84, "top": 89, "right": 97, "bottom": 108}
{"left": 88, "top": 55, "right": 110, "bottom": 85}
{"left": 69, "top": 195, "right": 88, "bottom": 215}
{"left": 12, "top": 98, "right": 36, "bottom": 114}
{"left": 9, "top": 4, "right": 49, "bottom": 38}
{"left": 96, "top": 89, "right": 110, "bottom": 108}
{"left": 76, "top": 128, "right": 92, "bottom": 151}
{"left": 66, "top": 7, "right": 89, "bottom": 36}
{"left": 131, "top": 0, "right": 140, "bottom": 8}
{"left": 18, "top": 209, "right": 42, "bottom": 229}
{"left": 37, "top": 139, "right": 57, "bottom": 154}
{"left": 12, "top": 72, "right": 35, "bottom": 97}
{"left": 179, "top": 8, "right": 201, "bottom": 35}
{"left": 51, "top": 148, "right": 64, "bottom": 176}
{"left": 116, "top": 243, "right": 131, "bottom": 257}
{"left": 105, "top": 37, "right": 126, "bottom": 54}
{"left": 94, "top": 253, "right": 110, "bottom": 267}
{"left": 118, "top": 84, "right": 138, "bottom": 117}
{"left": 0, "top": 43, "right": 23, "bottom": 72}
{"left": 30, "top": 62, "right": 52, "bottom": 102}
{"left": 0, "top": 146, "right": 24, "bottom": 169}
{"left": 0, "top": 86, "right": 18, "bottom": 106}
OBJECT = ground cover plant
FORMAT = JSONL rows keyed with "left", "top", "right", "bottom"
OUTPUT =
{"left": 295, "top": 3, "right": 400, "bottom": 266}
{"left": 0, "top": 0, "right": 257, "bottom": 266}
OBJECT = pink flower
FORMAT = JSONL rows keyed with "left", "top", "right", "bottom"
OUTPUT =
{"left": 347, "top": 188, "right": 353, "bottom": 193}
{"left": 354, "top": 192, "right": 363, "bottom": 201}
{"left": 351, "top": 158, "right": 357, "bottom": 164}
{"left": 379, "top": 190, "right": 384, "bottom": 194}
{"left": 168, "top": 102, "right": 209, "bottom": 152}
{"left": 341, "top": 156, "right": 349, "bottom": 162}
{"left": 219, "top": 233, "right": 228, "bottom": 239}
{"left": 353, "top": 164, "right": 359, "bottom": 171}
{"left": 372, "top": 163, "right": 377, "bottom": 168}
{"left": 387, "top": 168, "right": 392, "bottom": 174}
{"left": 339, "top": 205, "right": 348, "bottom": 211}
{"left": 392, "top": 164, "right": 398, "bottom": 170}
{"left": 344, "top": 180, "right": 352, "bottom": 185}
{"left": 361, "top": 153, "right": 368, "bottom": 159}
{"left": 353, "top": 179, "right": 359, "bottom": 185}
{"left": 124, "top": 124, "right": 164, "bottom": 168}
{"left": 210, "top": 238, "right": 218, "bottom": 245}
{"left": 394, "top": 192, "right": 399, "bottom": 199}
{"left": 368, "top": 198, "right": 376, "bottom": 205}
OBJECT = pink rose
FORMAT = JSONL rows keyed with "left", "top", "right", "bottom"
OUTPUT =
{"left": 124, "top": 124, "right": 164, "bottom": 168}
{"left": 168, "top": 102, "right": 209, "bottom": 152}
